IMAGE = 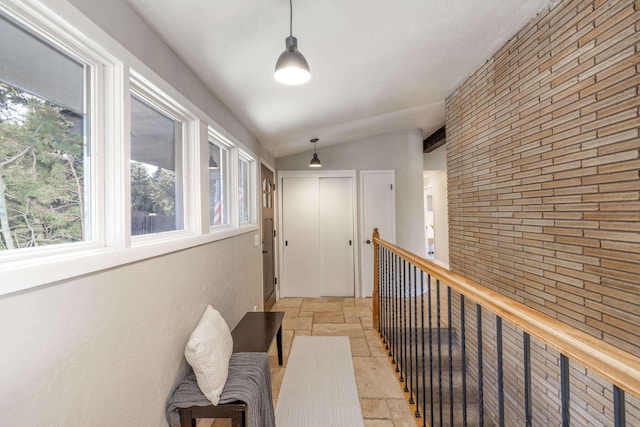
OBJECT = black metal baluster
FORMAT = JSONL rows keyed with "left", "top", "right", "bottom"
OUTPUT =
{"left": 437, "top": 279, "right": 443, "bottom": 426}
{"left": 386, "top": 249, "right": 390, "bottom": 350}
{"left": 524, "top": 332, "right": 532, "bottom": 427}
{"left": 393, "top": 254, "right": 398, "bottom": 366}
{"left": 497, "top": 316, "right": 504, "bottom": 427}
{"left": 382, "top": 249, "right": 389, "bottom": 350}
{"left": 460, "top": 295, "right": 468, "bottom": 427}
{"left": 614, "top": 385, "right": 625, "bottom": 427}
{"left": 377, "top": 248, "right": 381, "bottom": 333}
{"left": 400, "top": 259, "right": 405, "bottom": 382}
{"left": 381, "top": 249, "right": 386, "bottom": 344}
{"left": 428, "top": 274, "right": 434, "bottom": 427}
{"left": 448, "top": 287, "right": 454, "bottom": 427}
{"left": 420, "top": 270, "right": 426, "bottom": 426}
{"left": 561, "top": 354, "right": 570, "bottom": 427}
{"left": 477, "top": 305, "right": 484, "bottom": 427}
{"left": 413, "top": 265, "right": 419, "bottom": 415}
{"left": 380, "top": 248, "right": 388, "bottom": 348}
{"left": 408, "top": 264, "right": 414, "bottom": 402}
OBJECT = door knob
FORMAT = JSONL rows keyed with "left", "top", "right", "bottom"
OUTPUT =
{"left": 366, "top": 240, "right": 371, "bottom": 244}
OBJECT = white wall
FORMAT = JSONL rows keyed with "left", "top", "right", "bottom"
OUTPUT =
{"left": 0, "top": 0, "right": 266, "bottom": 425}
{"left": 277, "top": 129, "right": 426, "bottom": 257}
{"left": 66, "top": 0, "right": 273, "bottom": 164}
{"left": 0, "top": 235, "right": 261, "bottom": 426}
{"left": 423, "top": 145, "right": 449, "bottom": 268}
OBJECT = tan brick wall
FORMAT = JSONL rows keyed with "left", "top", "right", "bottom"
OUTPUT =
{"left": 445, "top": 0, "right": 639, "bottom": 423}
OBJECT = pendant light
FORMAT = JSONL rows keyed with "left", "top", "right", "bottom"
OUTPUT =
{"left": 309, "top": 138, "right": 322, "bottom": 168}
{"left": 274, "top": 0, "right": 311, "bottom": 85}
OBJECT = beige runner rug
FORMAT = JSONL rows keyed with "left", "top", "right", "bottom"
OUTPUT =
{"left": 275, "top": 336, "right": 364, "bottom": 427}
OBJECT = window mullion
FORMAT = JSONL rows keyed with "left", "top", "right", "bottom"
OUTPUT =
{"left": 104, "top": 63, "right": 131, "bottom": 248}
{"left": 229, "top": 147, "right": 240, "bottom": 228}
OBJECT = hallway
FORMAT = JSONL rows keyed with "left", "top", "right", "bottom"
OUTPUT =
{"left": 269, "top": 298, "right": 416, "bottom": 427}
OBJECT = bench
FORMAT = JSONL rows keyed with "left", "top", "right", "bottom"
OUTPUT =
{"left": 178, "top": 311, "right": 284, "bottom": 427}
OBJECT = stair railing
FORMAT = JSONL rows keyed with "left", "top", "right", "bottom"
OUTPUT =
{"left": 372, "top": 228, "right": 640, "bottom": 427}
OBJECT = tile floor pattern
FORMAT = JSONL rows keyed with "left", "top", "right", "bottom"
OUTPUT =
{"left": 209, "top": 297, "right": 417, "bottom": 427}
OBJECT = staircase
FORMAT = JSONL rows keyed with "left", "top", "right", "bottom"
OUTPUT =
{"left": 389, "top": 328, "right": 493, "bottom": 427}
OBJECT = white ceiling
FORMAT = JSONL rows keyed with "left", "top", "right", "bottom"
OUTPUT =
{"left": 125, "top": 0, "right": 550, "bottom": 157}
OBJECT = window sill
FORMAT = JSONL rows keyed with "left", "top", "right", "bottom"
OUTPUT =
{"left": 0, "top": 223, "right": 259, "bottom": 297}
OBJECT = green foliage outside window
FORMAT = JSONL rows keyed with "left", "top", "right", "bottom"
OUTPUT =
{"left": 0, "top": 82, "right": 86, "bottom": 250}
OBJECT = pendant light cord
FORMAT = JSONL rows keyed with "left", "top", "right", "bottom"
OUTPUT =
{"left": 289, "top": 0, "right": 293, "bottom": 37}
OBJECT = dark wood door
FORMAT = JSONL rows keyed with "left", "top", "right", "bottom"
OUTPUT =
{"left": 261, "top": 164, "right": 276, "bottom": 311}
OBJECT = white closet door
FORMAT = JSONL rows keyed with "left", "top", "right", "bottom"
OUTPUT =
{"left": 361, "top": 171, "right": 396, "bottom": 297}
{"left": 282, "top": 177, "right": 320, "bottom": 297}
{"left": 319, "top": 177, "right": 354, "bottom": 297}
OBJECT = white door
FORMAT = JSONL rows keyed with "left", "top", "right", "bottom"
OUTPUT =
{"left": 320, "top": 177, "right": 355, "bottom": 296}
{"left": 282, "top": 177, "right": 320, "bottom": 297}
{"left": 361, "top": 170, "right": 396, "bottom": 297}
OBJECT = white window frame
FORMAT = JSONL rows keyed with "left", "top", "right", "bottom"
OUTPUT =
{"left": 0, "top": 3, "right": 111, "bottom": 265}
{"left": 207, "top": 128, "right": 233, "bottom": 231}
{"left": 237, "top": 149, "right": 257, "bottom": 226}
{"left": 0, "top": 0, "right": 259, "bottom": 296}
{"left": 128, "top": 73, "right": 197, "bottom": 245}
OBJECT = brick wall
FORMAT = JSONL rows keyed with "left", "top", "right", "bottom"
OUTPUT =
{"left": 446, "top": 0, "right": 639, "bottom": 423}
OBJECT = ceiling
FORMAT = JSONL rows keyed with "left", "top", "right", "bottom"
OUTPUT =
{"left": 125, "top": 0, "right": 550, "bottom": 157}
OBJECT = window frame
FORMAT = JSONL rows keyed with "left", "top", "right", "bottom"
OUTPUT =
{"left": 207, "top": 129, "right": 232, "bottom": 230}
{"left": 128, "top": 75, "right": 194, "bottom": 243}
{"left": 0, "top": 0, "right": 260, "bottom": 297}
{"left": 0, "top": 2, "right": 108, "bottom": 263}
{"left": 237, "top": 149, "right": 256, "bottom": 225}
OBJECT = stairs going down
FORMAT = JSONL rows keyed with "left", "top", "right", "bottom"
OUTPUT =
{"left": 386, "top": 328, "right": 494, "bottom": 427}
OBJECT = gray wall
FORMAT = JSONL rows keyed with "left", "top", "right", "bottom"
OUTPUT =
{"left": 277, "top": 129, "right": 426, "bottom": 257}
{"left": 0, "top": 0, "right": 266, "bottom": 425}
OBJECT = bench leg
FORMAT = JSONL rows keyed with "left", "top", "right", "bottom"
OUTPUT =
{"left": 277, "top": 324, "right": 283, "bottom": 365}
{"left": 231, "top": 409, "right": 246, "bottom": 427}
{"left": 178, "top": 409, "right": 195, "bottom": 427}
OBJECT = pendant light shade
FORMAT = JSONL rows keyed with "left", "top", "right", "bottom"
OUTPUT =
{"left": 309, "top": 138, "right": 322, "bottom": 168}
{"left": 274, "top": 36, "right": 310, "bottom": 85}
{"left": 274, "top": 0, "right": 310, "bottom": 85}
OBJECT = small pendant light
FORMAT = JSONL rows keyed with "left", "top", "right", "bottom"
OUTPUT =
{"left": 274, "top": 0, "right": 311, "bottom": 85}
{"left": 309, "top": 138, "right": 322, "bottom": 168}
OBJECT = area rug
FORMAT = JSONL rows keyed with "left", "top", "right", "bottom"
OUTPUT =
{"left": 275, "top": 336, "right": 365, "bottom": 427}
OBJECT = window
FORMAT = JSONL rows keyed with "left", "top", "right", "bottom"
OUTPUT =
{"left": 208, "top": 139, "right": 229, "bottom": 227}
{"left": 0, "top": 3, "right": 260, "bottom": 295}
{"left": 0, "top": 12, "right": 91, "bottom": 251}
{"left": 238, "top": 151, "right": 254, "bottom": 224}
{"left": 129, "top": 92, "right": 184, "bottom": 236}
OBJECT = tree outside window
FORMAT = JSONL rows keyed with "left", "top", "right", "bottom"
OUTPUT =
{"left": 0, "top": 82, "right": 87, "bottom": 250}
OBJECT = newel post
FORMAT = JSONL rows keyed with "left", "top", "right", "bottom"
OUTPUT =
{"left": 372, "top": 227, "right": 380, "bottom": 330}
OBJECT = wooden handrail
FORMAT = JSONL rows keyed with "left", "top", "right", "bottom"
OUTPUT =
{"left": 372, "top": 230, "right": 640, "bottom": 400}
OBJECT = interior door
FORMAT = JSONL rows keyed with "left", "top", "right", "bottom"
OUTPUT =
{"left": 319, "top": 177, "right": 354, "bottom": 297}
{"left": 261, "top": 164, "right": 276, "bottom": 310}
{"left": 361, "top": 170, "right": 396, "bottom": 297}
{"left": 281, "top": 177, "right": 320, "bottom": 297}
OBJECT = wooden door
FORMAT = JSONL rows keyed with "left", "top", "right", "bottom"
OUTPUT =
{"left": 261, "top": 164, "right": 276, "bottom": 310}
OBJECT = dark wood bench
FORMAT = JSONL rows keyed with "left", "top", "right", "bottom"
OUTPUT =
{"left": 178, "top": 311, "right": 284, "bottom": 427}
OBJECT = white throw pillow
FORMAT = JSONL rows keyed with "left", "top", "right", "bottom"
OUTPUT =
{"left": 184, "top": 305, "right": 233, "bottom": 405}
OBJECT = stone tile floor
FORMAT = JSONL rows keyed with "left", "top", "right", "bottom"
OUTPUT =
{"left": 210, "top": 297, "right": 417, "bottom": 427}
